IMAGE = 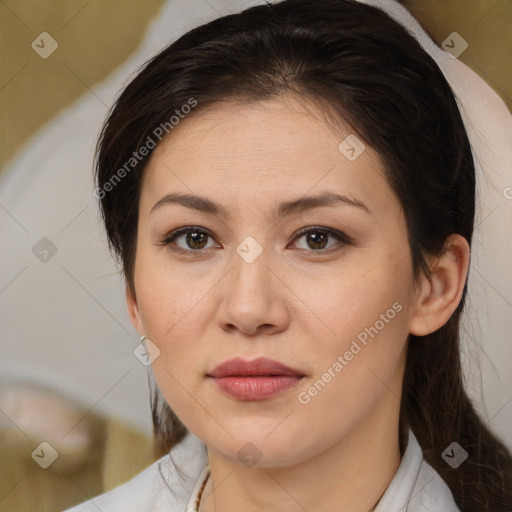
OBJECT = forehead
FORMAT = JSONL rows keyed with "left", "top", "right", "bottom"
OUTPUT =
{"left": 140, "top": 95, "right": 397, "bottom": 219}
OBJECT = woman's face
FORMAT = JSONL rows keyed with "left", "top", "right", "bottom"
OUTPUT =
{"left": 128, "top": 95, "right": 420, "bottom": 467}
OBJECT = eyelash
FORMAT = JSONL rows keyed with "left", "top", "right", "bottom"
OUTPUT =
{"left": 159, "top": 225, "right": 352, "bottom": 256}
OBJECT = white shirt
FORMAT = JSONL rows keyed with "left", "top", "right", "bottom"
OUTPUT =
{"left": 62, "top": 428, "right": 461, "bottom": 512}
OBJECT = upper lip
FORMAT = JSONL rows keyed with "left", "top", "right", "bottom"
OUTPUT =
{"left": 208, "top": 357, "right": 305, "bottom": 378}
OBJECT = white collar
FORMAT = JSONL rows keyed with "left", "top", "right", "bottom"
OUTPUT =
{"left": 374, "top": 428, "right": 423, "bottom": 512}
{"left": 180, "top": 428, "right": 459, "bottom": 512}
{"left": 62, "top": 427, "right": 459, "bottom": 511}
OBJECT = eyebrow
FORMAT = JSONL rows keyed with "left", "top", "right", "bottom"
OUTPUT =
{"left": 150, "top": 191, "right": 371, "bottom": 219}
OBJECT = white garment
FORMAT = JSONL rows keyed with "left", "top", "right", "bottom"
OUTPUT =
{"left": 62, "top": 428, "right": 460, "bottom": 512}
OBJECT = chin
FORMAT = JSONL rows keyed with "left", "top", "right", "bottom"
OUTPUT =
{"left": 198, "top": 418, "right": 310, "bottom": 468}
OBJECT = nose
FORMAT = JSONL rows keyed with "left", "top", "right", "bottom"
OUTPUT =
{"left": 216, "top": 244, "right": 290, "bottom": 337}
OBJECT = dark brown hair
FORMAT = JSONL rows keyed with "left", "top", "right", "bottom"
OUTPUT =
{"left": 94, "top": 0, "right": 512, "bottom": 509}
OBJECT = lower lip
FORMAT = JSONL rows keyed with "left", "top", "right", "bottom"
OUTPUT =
{"left": 210, "top": 375, "right": 303, "bottom": 400}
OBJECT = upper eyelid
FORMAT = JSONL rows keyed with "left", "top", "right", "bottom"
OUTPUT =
{"left": 293, "top": 226, "right": 352, "bottom": 242}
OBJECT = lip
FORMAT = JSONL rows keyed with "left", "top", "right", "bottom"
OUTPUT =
{"left": 209, "top": 357, "right": 303, "bottom": 378}
{"left": 207, "top": 357, "right": 305, "bottom": 401}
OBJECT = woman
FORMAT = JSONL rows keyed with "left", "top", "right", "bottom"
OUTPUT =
{"left": 65, "top": 0, "right": 512, "bottom": 510}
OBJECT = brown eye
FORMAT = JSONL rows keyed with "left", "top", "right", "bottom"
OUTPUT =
{"left": 291, "top": 227, "right": 351, "bottom": 252}
{"left": 183, "top": 230, "right": 209, "bottom": 250}
{"left": 304, "top": 231, "right": 328, "bottom": 250}
{"left": 161, "top": 227, "right": 217, "bottom": 253}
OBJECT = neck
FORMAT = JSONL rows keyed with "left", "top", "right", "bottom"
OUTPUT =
{"left": 199, "top": 387, "right": 403, "bottom": 512}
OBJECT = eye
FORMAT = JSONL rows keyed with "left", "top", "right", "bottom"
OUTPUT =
{"left": 290, "top": 226, "right": 351, "bottom": 252}
{"left": 160, "top": 226, "right": 218, "bottom": 254}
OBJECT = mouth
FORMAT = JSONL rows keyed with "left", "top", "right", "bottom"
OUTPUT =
{"left": 207, "top": 357, "right": 306, "bottom": 401}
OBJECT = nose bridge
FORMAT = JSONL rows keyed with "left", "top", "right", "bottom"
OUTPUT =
{"left": 230, "top": 235, "right": 271, "bottom": 301}
{"left": 218, "top": 235, "right": 287, "bottom": 335}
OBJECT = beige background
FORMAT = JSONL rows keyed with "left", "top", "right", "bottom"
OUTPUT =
{"left": 0, "top": 1, "right": 511, "bottom": 511}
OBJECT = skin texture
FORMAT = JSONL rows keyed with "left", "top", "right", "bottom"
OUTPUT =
{"left": 126, "top": 94, "right": 470, "bottom": 512}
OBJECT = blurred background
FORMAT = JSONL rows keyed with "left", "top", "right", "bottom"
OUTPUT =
{"left": 0, "top": 1, "right": 511, "bottom": 511}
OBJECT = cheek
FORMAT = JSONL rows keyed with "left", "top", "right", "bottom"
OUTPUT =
{"left": 134, "top": 238, "right": 207, "bottom": 328}
{"left": 303, "top": 257, "right": 407, "bottom": 341}
{"left": 135, "top": 269, "right": 210, "bottom": 428}
{"left": 292, "top": 299, "right": 408, "bottom": 449}
{"left": 304, "top": 289, "right": 407, "bottom": 383}
{"left": 295, "top": 253, "right": 411, "bottom": 403}
{"left": 132, "top": 249, "right": 210, "bottom": 372}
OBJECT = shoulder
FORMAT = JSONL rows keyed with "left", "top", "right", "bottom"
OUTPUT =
{"left": 61, "top": 432, "right": 208, "bottom": 512}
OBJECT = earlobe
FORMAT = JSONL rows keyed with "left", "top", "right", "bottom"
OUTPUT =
{"left": 409, "top": 234, "right": 470, "bottom": 336}
{"left": 126, "top": 284, "right": 144, "bottom": 335}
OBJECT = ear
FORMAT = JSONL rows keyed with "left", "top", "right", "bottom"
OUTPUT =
{"left": 126, "top": 284, "right": 144, "bottom": 335}
{"left": 409, "top": 234, "right": 470, "bottom": 336}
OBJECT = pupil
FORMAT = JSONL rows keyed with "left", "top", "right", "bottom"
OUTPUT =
{"left": 187, "top": 232, "right": 207, "bottom": 249}
{"left": 308, "top": 232, "right": 327, "bottom": 250}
